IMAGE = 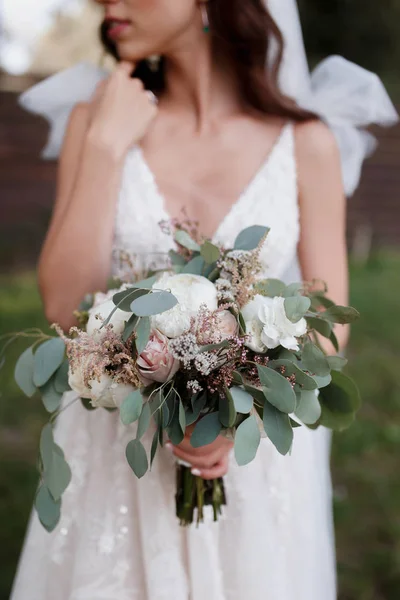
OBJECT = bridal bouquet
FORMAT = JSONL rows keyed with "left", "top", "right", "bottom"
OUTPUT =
{"left": 6, "top": 224, "right": 360, "bottom": 530}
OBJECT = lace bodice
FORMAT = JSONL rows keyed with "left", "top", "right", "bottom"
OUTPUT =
{"left": 113, "top": 123, "right": 299, "bottom": 280}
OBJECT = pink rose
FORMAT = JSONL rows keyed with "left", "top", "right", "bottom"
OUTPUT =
{"left": 137, "top": 330, "right": 180, "bottom": 386}
{"left": 217, "top": 310, "right": 239, "bottom": 339}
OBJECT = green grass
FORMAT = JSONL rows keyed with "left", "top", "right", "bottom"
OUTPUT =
{"left": 1, "top": 256, "right": 400, "bottom": 599}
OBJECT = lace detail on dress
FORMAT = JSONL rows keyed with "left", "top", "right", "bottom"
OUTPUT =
{"left": 11, "top": 122, "right": 337, "bottom": 600}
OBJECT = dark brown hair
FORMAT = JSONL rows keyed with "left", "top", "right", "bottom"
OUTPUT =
{"left": 101, "top": 0, "right": 315, "bottom": 122}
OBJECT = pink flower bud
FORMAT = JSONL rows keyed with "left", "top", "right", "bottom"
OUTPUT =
{"left": 137, "top": 329, "right": 180, "bottom": 386}
{"left": 217, "top": 310, "right": 239, "bottom": 339}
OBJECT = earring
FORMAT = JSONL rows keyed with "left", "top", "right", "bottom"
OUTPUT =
{"left": 146, "top": 55, "right": 161, "bottom": 72}
{"left": 201, "top": 3, "right": 210, "bottom": 34}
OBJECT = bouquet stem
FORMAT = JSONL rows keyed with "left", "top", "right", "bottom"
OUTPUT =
{"left": 176, "top": 464, "right": 226, "bottom": 526}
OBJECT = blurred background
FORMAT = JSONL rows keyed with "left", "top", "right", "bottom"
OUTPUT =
{"left": 0, "top": 1, "right": 399, "bottom": 598}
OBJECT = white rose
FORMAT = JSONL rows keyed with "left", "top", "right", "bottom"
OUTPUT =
{"left": 242, "top": 295, "right": 307, "bottom": 352}
{"left": 86, "top": 299, "right": 130, "bottom": 340}
{"left": 241, "top": 295, "right": 268, "bottom": 352}
{"left": 68, "top": 362, "right": 135, "bottom": 409}
{"left": 150, "top": 273, "right": 218, "bottom": 338}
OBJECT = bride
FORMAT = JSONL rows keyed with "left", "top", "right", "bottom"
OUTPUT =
{"left": 11, "top": 0, "right": 397, "bottom": 599}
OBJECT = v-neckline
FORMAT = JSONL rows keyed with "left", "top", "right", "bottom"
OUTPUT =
{"left": 135, "top": 123, "right": 290, "bottom": 242}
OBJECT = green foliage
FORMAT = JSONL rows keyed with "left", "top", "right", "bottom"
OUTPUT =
{"left": 181, "top": 255, "right": 205, "bottom": 275}
{"left": 234, "top": 225, "right": 269, "bottom": 251}
{"left": 126, "top": 439, "right": 148, "bottom": 478}
{"left": 14, "top": 346, "right": 36, "bottom": 397}
{"left": 230, "top": 386, "right": 254, "bottom": 414}
{"left": 234, "top": 416, "right": 261, "bottom": 466}
{"left": 174, "top": 230, "right": 201, "bottom": 252}
{"left": 262, "top": 400, "right": 293, "bottom": 455}
{"left": 284, "top": 296, "right": 311, "bottom": 322}
{"left": 120, "top": 390, "right": 143, "bottom": 426}
{"left": 135, "top": 317, "right": 151, "bottom": 354}
{"left": 190, "top": 413, "right": 221, "bottom": 448}
{"left": 200, "top": 241, "right": 220, "bottom": 264}
{"left": 258, "top": 364, "right": 297, "bottom": 413}
{"left": 302, "top": 340, "right": 331, "bottom": 377}
{"left": 131, "top": 291, "right": 178, "bottom": 317}
{"left": 33, "top": 338, "right": 65, "bottom": 388}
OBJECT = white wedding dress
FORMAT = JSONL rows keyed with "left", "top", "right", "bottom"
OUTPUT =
{"left": 11, "top": 122, "right": 337, "bottom": 600}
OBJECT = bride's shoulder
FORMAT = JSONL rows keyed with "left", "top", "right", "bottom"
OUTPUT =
{"left": 293, "top": 119, "right": 339, "bottom": 163}
{"left": 293, "top": 119, "right": 344, "bottom": 199}
{"left": 294, "top": 118, "right": 340, "bottom": 168}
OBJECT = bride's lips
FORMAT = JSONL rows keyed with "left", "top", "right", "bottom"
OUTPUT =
{"left": 105, "top": 19, "right": 132, "bottom": 41}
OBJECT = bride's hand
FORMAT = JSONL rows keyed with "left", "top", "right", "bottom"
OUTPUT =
{"left": 87, "top": 61, "right": 158, "bottom": 161}
{"left": 166, "top": 427, "right": 234, "bottom": 480}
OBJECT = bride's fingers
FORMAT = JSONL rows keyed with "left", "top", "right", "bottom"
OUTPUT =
{"left": 199, "top": 456, "right": 230, "bottom": 481}
{"left": 117, "top": 60, "right": 136, "bottom": 76}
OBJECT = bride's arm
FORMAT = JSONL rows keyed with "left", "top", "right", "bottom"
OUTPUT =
{"left": 38, "top": 104, "right": 125, "bottom": 330}
{"left": 295, "top": 120, "right": 349, "bottom": 353}
{"left": 38, "top": 63, "right": 157, "bottom": 331}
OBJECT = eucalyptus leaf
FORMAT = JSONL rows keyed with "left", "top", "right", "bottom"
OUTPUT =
{"left": 186, "top": 392, "right": 207, "bottom": 426}
{"left": 175, "top": 230, "right": 201, "bottom": 252}
{"left": 329, "top": 329, "right": 340, "bottom": 353}
{"left": 258, "top": 365, "right": 296, "bottom": 413}
{"left": 126, "top": 439, "right": 149, "bottom": 478}
{"left": 33, "top": 338, "right": 65, "bottom": 388}
{"left": 283, "top": 283, "right": 303, "bottom": 297}
{"left": 40, "top": 378, "right": 63, "bottom": 413}
{"left": 317, "top": 371, "right": 360, "bottom": 431}
{"left": 169, "top": 250, "right": 187, "bottom": 267}
{"left": 181, "top": 255, "right": 205, "bottom": 275}
{"left": 14, "top": 346, "right": 37, "bottom": 397}
{"left": 263, "top": 401, "right": 293, "bottom": 456}
{"left": 234, "top": 225, "right": 269, "bottom": 251}
{"left": 40, "top": 424, "right": 54, "bottom": 474}
{"left": 150, "top": 428, "right": 159, "bottom": 467}
{"left": 322, "top": 306, "right": 360, "bottom": 324}
{"left": 35, "top": 485, "right": 61, "bottom": 532}
{"left": 312, "top": 373, "right": 332, "bottom": 388}
{"left": 269, "top": 359, "right": 318, "bottom": 391}
{"left": 131, "top": 291, "right": 178, "bottom": 317}
{"left": 45, "top": 450, "right": 72, "bottom": 502}
{"left": 123, "top": 314, "right": 139, "bottom": 343}
{"left": 201, "top": 241, "right": 220, "bottom": 264}
{"left": 136, "top": 402, "right": 151, "bottom": 439}
{"left": 295, "top": 390, "right": 322, "bottom": 425}
{"left": 254, "top": 278, "right": 286, "bottom": 297}
{"left": 301, "top": 341, "right": 331, "bottom": 377}
{"left": 111, "top": 288, "right": 149, "bottom": 314}
{"left": 312, "top": 294, "right": 335, "bottom": 309}
{"left": 162, "top": 400, "right": 170, "bottom": 428}
{"left": 306, "top": 317, "right": 332, "bottom": 338}
{"left": 54, "top": 360, "right": 71, "bottom": 394}
{"left": 230, "top": 386, "right": 253, "bottom": 413}
{"left": 284, "top": 296, "right": 311, "bottom": 323}
{"left": 168, "top": 404, "right": 185, "bottom": 445}
{"left": 135, "top": 317, "right": 151, "bottom": 355}
{"left": 327, "top": 356, "right": 348, "bottom": 371}
{"left": 234, "top": 415, "right": 261, "bottom": 466}
{"left": 133, "top": 275, "right": 158, "bottom": 289}
{"left": 190, "top": 412, "right": 222, "bottom": 448}
{"left": 243, "top": 383, "right": 266, "bottom": 405}
{"left": 219, "top": 387, "right": 237, "bottom": 428}
{"left": 120, "top": 390, "right": 143, "bottom": 425}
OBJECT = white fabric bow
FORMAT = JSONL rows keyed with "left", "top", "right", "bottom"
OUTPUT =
{"left": 299, "top": 56, "right": 398, "bottom": 196}
{"left": 19, "top": 62, "right": 108, "bottom": 160}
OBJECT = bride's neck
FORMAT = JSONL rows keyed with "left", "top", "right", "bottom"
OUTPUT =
{"left": 162, "top": 34, "right": 241, "bottom": 132}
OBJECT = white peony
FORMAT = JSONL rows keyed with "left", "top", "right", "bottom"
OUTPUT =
{"left": 242, "top": 294, "right": 307, "bottom": 352}
{"left": 68, "top": 362, "right": 135, "bottom": 409}
{"left": 86, "top": 299, "right": 130, "bottom": 340}
{"left": 150, "top": 273, "right": 218, "bottom": 338}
